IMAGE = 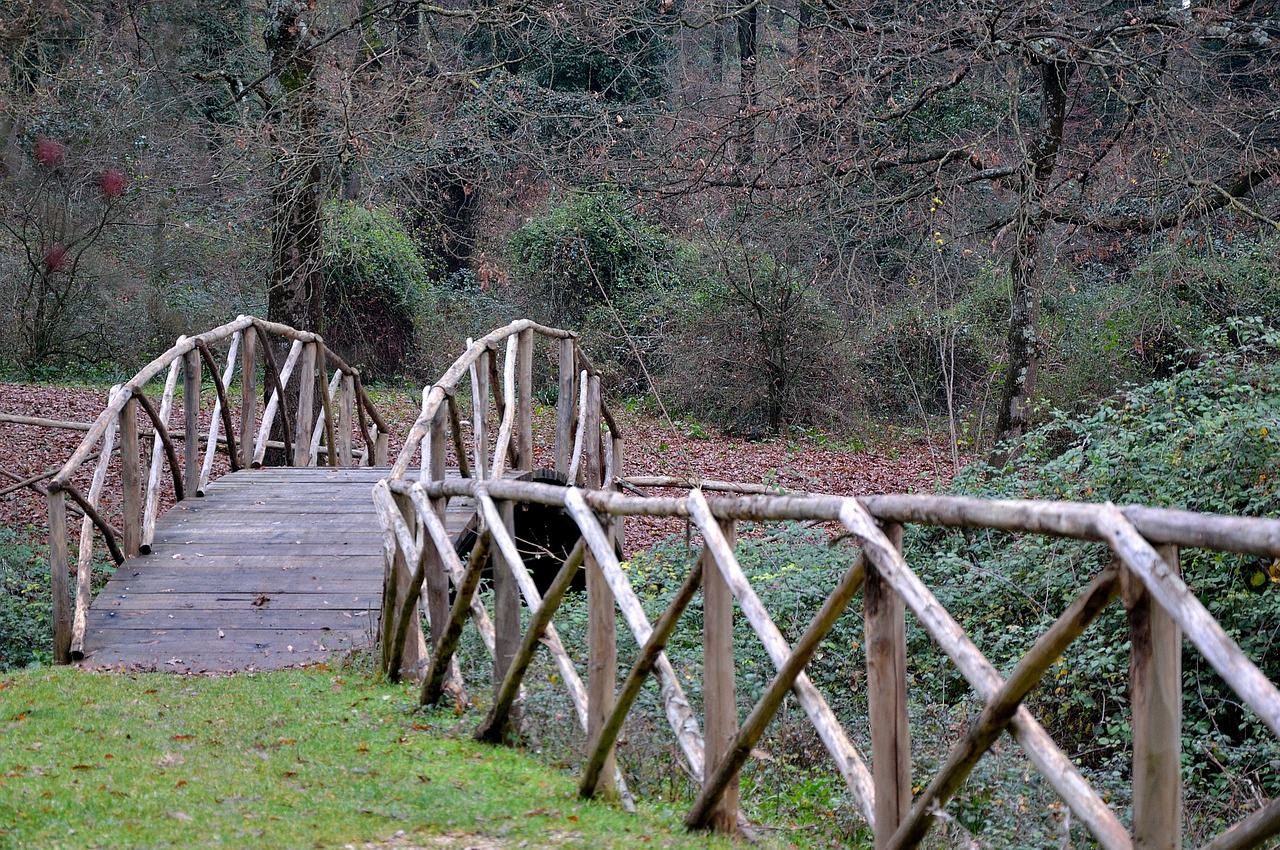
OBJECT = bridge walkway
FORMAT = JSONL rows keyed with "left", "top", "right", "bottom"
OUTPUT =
{"left": 78, "top": 466, "right": 473, "bottom": 672}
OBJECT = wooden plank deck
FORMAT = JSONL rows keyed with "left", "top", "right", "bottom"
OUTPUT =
{"left": 77, "top": 466, "right": 474, "bottom": 673}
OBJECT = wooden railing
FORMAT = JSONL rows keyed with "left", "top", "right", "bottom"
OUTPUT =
{"left": 47, "top": 315, "right": 390, "bottom": 664}
{"left": 375, "top": 323, "right": 1280, "bottom": 850}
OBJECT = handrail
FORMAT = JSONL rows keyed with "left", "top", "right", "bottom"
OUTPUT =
{"left": 47, "top": 316, "right": 391, "bottom": 663}
{"left": 374, "top": 321, "right": 1280, "bottom": 850}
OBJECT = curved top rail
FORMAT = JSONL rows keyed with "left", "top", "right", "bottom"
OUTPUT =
{"left": 50, "top": 315, "right": 384, "bottom": 491}
{"left": 389, "top": 318, "right": 583, "bottom": 480}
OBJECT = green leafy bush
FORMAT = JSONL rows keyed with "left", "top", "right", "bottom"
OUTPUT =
{"left": 321, "top": 201, "right": 439, "bottom": 379}
{"left": 911, "top": 320, "right": 1280, "bottom": 807}
{"left": 508, "top": 189, "right": 679, "bottom": 388}
{"left": 0, "top": 529, "right": 53, "bottom": 670}
{"left": 662, "top": 240, "right": 856, "bottom": 437}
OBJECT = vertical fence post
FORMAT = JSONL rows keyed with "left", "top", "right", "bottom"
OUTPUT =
{"left": 120, "top": 396, "right": 141, "bottom": 557}
{"left": 239, "top": 324, "right": 257, "bottom": 469}
{"left": 866, "top": 521, "right": 911, "bottom": 849}
{"left": 1127, "top": 544, "right": 1182, "bottom": 850}
{"left": 555, "top": 337, "right": 576, "bottom": 475}
{"left": 49, "top": 489, "right": 71, "bottom": 664}
{"left": 473, "top": 346, "right": 491, "bottom": 480}
{"left": 293, "top": 342, "right": 317, "bottom": 466}
{"left": 392, "top": 491, "right": 428, "bottom": 679}
{"left": 183, "top": 348, "right": 201, "bottom": 496}
{"left": 423, "top": 404, "right": 450, "bottom": 652}
{"left": 492, "top": 498, "right": 519, "bottom": 719}
{"left": 317, "top": 347, "right": 337, "bottom": 467}
{"left": 704, "top": 517, "right": 739, "bottom": 834}
{"left": 516, "top": 328, "right": 533, "bottom": 473}
{"left": 584, "top": 373, "right": 617, "bottom": 796}
{"left": 610, "top": 430, "right": 625, "bottom": 556}
{"left": 338, "top": 374, "right": 355, "bottom": 466}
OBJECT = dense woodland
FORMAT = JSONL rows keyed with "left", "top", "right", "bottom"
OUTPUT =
{"left": 2, "top": 0, "right": 1277, "bottom": 447}
{"left": 3, "top": 3, "right": 1280, "bottom": 844}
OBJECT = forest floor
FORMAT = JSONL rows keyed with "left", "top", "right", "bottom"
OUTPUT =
{"left": 0, "top": 382, "right": 963, "bottom": 551}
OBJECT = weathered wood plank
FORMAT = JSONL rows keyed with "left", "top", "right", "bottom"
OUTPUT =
{"left": 78, "top": 466, "right": 481, "bottom": 672}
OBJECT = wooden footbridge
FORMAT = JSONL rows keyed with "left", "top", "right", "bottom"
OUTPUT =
{"left": 46, "top": 316, "right": 1280, "bottom": 850}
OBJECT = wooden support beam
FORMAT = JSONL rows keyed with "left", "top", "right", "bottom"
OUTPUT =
{"left": 555, "top": 337, "right": 576, "bottom": 475}
{"left": 183, "top": 349, "right": 201, "bottom": 496}
{"left": 867, "top": 522, "right": 910, "bottom": 849}
{"left": 583, "top": 372, "right": 616, "bottom": 797}
{"left": 471, "top": 343, "right": 490, "bottom": 480}
{"left": 1127, "top": 544, "right": 1182, "bottom": 850}
{"left": 337, "top": 374, "right": 355, "bottom": 467}
{"left": 886, "top": 567, "right": 1121, "bottom": 850}
{"left": 476, "top": 540, "right": 587, "bottom": 742}
{"left": 239, "top": 324, "right": 257, "bottom": 469}
{"left": 516, "top": 327, "right": 533, "bottom": 472}
{"left": 703, "top": 517, "right": 739, "bottom": 835}
{"left": 119, "top": 396, "right": 141, "bottom": 558}
{"left": 49, "top": 489, "right": 71, "bottom": 664}
{"left": 293, "top": 343, "right": 317, "bottom": 467}
{"left": 316, "top": 348, "right": 337, "bottom": 467}
{"left": 580, "top": 555, "right": 704, "bottom": 798}
{"left": 491, "top": 496, "right": 520, "bottom": 727}
{"left": 420, "top": 530, "right": 492, "bottom": 707}
{"left": 422, "top": 405, "right": 450, "bottom": 656}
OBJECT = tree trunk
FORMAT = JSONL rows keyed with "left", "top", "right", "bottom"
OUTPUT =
{"left": 736, "top": 1, "right": 757, "bottom": 168}
{"left": 264, "top": 0, "right": 325, "bottom": 333}
{"left": 996, "top": 59, "right": 1071, "bottom": 446}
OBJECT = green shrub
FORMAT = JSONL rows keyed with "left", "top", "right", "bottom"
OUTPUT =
{"left": 321, "top": 201, "right": 439, "bottom": 379}
{"left": 911, "top": 319, "right": 1280, "bottom": 806}
{"left": 508, "top": 189, "right": 679, "bottom": 389}
{"left": 0, "top": 529, "right": 54, "bottom": 670}
{"left": 661, "top": 241, "right": 857, "bottom": 436}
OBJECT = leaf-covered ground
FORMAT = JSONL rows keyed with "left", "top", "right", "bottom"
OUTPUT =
{"left": 0, "top": 382, "right": 959, "bottom": 554}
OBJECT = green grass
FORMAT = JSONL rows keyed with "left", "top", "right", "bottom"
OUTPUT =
{"left": 0, "top": 667, "right": 742, "bottom": 850}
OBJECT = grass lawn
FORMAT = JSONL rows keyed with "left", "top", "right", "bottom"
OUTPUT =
{"left": 0, "top": 666, "right": 743, "bottom": 850}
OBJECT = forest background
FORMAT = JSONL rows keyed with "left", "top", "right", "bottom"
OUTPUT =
{"left": 3, "top": 0, "right": 1277, "bottom": 450}
{"left": 2, "top": 1, "right": 1280, "bottom": 845}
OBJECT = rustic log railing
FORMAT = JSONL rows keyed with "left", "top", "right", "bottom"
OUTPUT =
{"left": 375, "top": 319, "right": 640, "bottom": 801}
{"left": 376, "top": 322, "right": 1280, "bottom": 850}
{"left": 47, "top": 315, "right": 390, "bottom": 664}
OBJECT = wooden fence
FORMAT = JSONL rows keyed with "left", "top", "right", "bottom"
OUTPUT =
{"left": 46, "top": 315, "right": 390, "bottom": 664}
{"left": 378, "top": 324, "right": 1280, "bottom": 850}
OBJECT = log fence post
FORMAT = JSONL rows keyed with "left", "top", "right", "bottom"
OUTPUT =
{"left": 120, "top": 395, "right": 141, "bottom": 557}
{"left": 704, "top": 517, "right": 739, "bottom": 834}
{"left": 583, "top": 373, "right": 616, "bottom": 796}
{"left": 293, "top": 342, "right": 317, "bottom": 467}
{"left": 317, "top": 347, "right": 337, "bottom": 467}
{"left": 183, "top": 348, "right": 201, "bottom": 497}
{"left": 49, "top": 489, "right": 71, "bottom": 664}
{"left": 1126, "top": 544, "right": 1182, "bottom": 850}
{"left": 338, "top": 374, "right": 355, "bottom": 467}
{"left": 239, "top": 324, "right": 257, "bottom": 469}
{"left": 866, "top": 521, "right": 912, "bottom": 849}
{"left": 555, "top": 337, "right": 576, "bottom": 475}
{"left": 423, "top": 405, "right": 450, "bottom": 655}
{"left": 516, "top": 328, "right": 533, "bottom": 473}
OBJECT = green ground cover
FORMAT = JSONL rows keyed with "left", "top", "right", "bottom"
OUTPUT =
{"left": 0, "top": 667, "right": 742, "bottom": 850}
